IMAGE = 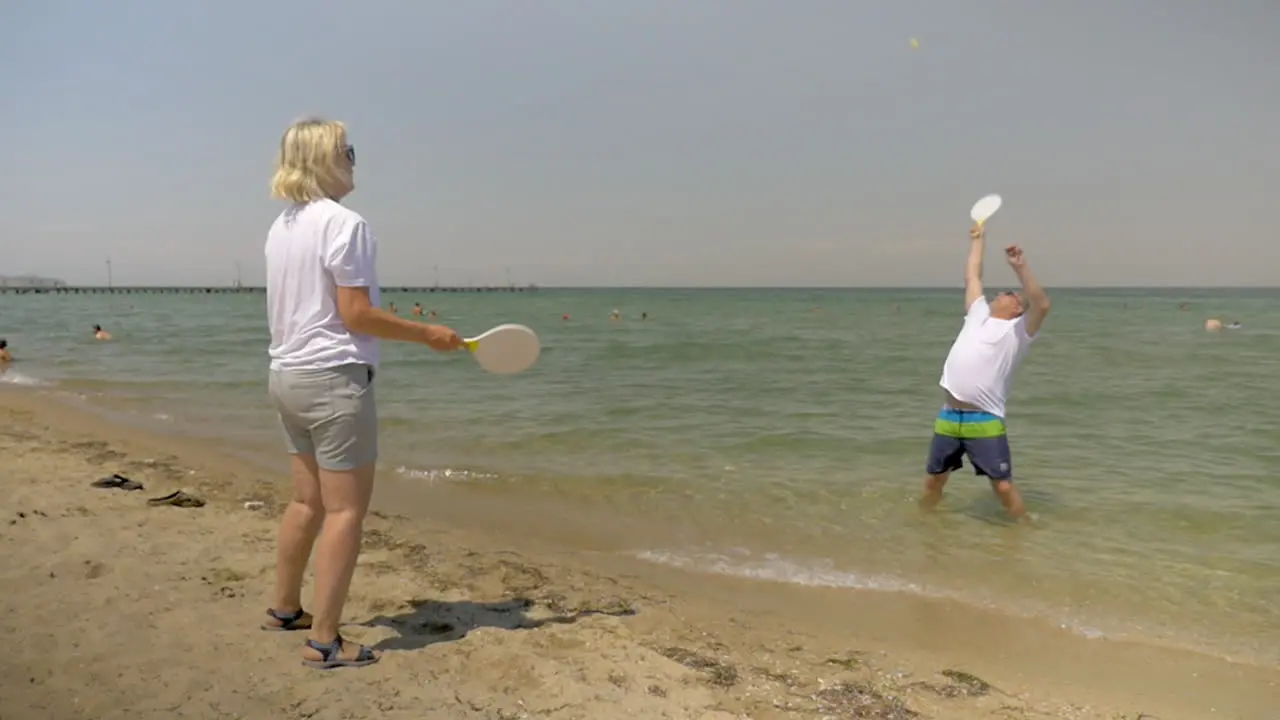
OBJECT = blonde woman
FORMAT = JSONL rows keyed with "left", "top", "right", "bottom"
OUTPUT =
{"left": 263, "top": 118, "right": 463, "bottom": 668}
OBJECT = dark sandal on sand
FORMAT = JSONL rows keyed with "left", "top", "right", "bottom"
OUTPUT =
{"left": 262, "top": 608, "right": 312, "bottom": 631}
{"left": 302, "top": 635, "right": 380, "bottom": 669}
{"left": 146, "top": 490, "right": 205, "bottom": 508}
{"left": 91, "top": 474, "right": 144, "bottom": 491}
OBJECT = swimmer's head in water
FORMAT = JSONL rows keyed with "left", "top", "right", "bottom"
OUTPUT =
{"left": 93, "top": 324, "right": 102, "bottom": 332}
{"left": 0, "top": 339, "right": 7, "bottom": 349}
{"left": 991, "top": 290, "right": 1027, "bottom": 320}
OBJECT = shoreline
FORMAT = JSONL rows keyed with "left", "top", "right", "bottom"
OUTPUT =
{"left": 1, "top": 386, "right": 1275, "bottom": 719}
{"left": 24, "top": 372, "right": 1279, "bottom": 675}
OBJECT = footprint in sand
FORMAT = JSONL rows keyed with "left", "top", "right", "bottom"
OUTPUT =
{"left": 83, "top": 560, "right": 108, "bottom": 580}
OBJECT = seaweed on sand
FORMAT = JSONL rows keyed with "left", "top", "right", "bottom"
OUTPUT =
{"left": 814, "top": 680, "right": 919, "bottom": 719}
{"left": 657, "top": 646, "right": 740, "bottom": 688}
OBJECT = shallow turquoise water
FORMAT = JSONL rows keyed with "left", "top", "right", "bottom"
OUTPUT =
{"left": 2, "top": 287, "right": 1277, "bottom": 667}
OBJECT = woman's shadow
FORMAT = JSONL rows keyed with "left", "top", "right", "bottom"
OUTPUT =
{"left": 357, "top": 596, "right": 637, "bottom": 652}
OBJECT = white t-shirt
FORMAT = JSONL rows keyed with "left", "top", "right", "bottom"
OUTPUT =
{"left": 938, "top": 296, "right": 1037, "bottom": 418}
{"left": 265, "top": 199, "right": 381, "bottom": 371}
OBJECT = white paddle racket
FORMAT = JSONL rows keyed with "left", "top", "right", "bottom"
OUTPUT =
{"left": 969, "top": 194, "right": 1003, "bottom": 227}
{"left": 462, "top": 324, "right": 541, "bottom": 374}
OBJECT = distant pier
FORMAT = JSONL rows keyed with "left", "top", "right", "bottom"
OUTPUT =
{"left": 0, "top": 285, "right": 537, "bottom": 296}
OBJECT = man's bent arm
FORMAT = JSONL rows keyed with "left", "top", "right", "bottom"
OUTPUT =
{"left": 1015, "top": 264, "right": 1051, "bottom": 335}
{"left": 964, "top": 230, "right": 985, "bottom": 309}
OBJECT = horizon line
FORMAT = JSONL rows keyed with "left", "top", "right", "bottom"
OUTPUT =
{"left": 3, "top": 284, "right": 1278, "bottom": 291}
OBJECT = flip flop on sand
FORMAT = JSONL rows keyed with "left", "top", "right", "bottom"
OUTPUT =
{"left": 302, "top": 635, "right": 380, "bottom": 670}
{"left": 262, "top": 608, "right": 313, "bottom": 631}
{"left": 146, "top": 490, "right": 205, "bottom": 508}
{"left": 91, "top": 474, "right": 144, "bottom": 491}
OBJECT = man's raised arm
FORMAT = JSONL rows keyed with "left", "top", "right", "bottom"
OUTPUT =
{"left": 1005, "top": 245, "right": 1050, "bottom": 335}
{"left": 964, "top": 224, "right": 985, "bottom": 310}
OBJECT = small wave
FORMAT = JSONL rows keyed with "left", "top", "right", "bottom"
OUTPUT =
{"left": 393, "top": 466, "right": 499, "bottom": 483}
{"left": 634, "top": 548, "right": 940, "bottom": 595}
{"left": 0, "top": 371, "right": 53, "bottom": 387}
{"left": 634, "top": 548, "right": 1115, "bottom": 643}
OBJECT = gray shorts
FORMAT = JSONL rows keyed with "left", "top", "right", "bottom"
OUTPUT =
{"left": 267, "top": 363, "right": 378, "bottom": 471}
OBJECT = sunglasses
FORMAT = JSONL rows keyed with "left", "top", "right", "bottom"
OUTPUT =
{"left": 999, "top": 290, "right": 1028, "bottom": 311}
{"left": 342, "top": 144, "right": 356, "bottom": 164}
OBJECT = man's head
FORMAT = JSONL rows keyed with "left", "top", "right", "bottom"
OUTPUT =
{"left": 0, "top": 339, "right": 7, "bottom": 350}
{"left": 92, "top": 324, "right": 102, "bottom": 332}
{"left": 991, "top": 290, "right": 1027, "bottom": 320}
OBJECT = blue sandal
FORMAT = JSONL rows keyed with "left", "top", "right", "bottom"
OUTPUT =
{"left": 261, "top": 608, "right": 312, "bottom": 631}
{"left": 302, "top": 635, "right": 380, "bottom": 669}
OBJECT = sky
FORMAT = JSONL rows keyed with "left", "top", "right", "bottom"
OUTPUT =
{"left": 2, "top": 1, "right": 1278, "bottom": 287}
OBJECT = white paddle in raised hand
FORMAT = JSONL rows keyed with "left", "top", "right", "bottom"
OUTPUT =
{"left": 462, "top": 323, "right": 541, "bottom": 374}
{"left": 969, "top": 194, "right": 1003, "bottom": 228}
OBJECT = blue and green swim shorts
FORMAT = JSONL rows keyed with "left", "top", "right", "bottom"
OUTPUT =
{"left": 925, "top": 407, "right": 1013, "bottom": 481}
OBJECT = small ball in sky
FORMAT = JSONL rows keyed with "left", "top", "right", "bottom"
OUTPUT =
{"left": 909, "top": 38, "right": 920, "bottom": 49}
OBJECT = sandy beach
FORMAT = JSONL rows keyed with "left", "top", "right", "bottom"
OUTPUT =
{"left": 0, "top": 387, "right": 1274, "bottom": 720}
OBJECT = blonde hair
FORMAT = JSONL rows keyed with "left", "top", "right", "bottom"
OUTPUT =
{"left": 270, "top": 117, "right": 352, "bottom": 203}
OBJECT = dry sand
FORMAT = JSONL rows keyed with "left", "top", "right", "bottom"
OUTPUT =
{"left": 0, "top": 388, "right": 1273, "bottom": 719}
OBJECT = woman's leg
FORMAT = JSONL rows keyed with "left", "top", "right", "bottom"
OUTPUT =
{"left": 270, "top": 454, "right": 325, "bottom": 617}
{"left": 289, "top": 363, "right": 379, "bottom": 664}
{"left": 305, "top": 462, "right": 376, "bottom": 659}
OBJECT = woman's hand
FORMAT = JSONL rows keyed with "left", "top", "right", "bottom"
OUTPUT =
{"left": 421, "top": 324, "right": 464, "bottom": 352}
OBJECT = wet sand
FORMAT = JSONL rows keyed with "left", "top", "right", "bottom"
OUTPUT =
{"left": 0, "top": 387, "right": 1274, "bottom": 719}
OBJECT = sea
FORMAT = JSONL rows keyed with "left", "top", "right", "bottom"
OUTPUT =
{"left": 2, "top": 287, "right": 1277, "bottom": 669}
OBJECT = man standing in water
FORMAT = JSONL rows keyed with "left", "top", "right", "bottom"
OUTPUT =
{"left": 920, "top": 223, "right": 1050, "bottom": 521}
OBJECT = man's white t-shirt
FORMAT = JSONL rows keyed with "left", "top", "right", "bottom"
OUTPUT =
{"left": 265, "top": 199, "right": 381, "bottom": 372}
{"left": 938, "top": 296, "right": 1037, "bottom": 419}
